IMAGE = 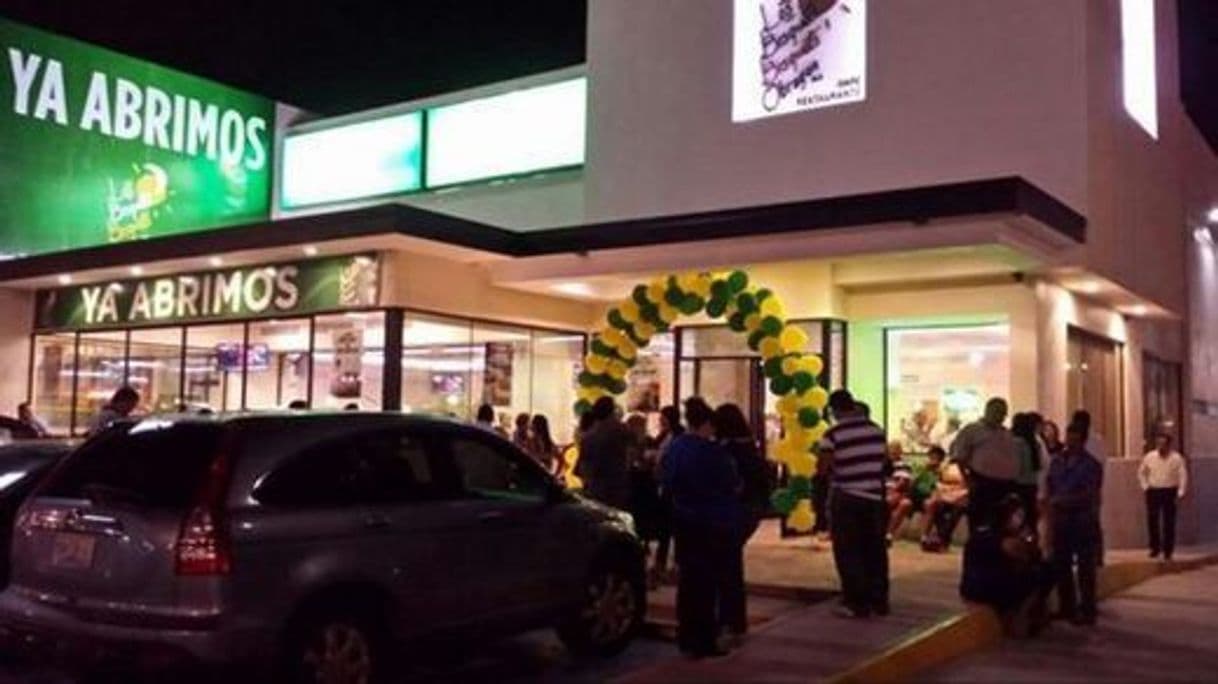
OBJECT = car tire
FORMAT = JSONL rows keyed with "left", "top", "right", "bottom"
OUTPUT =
{"left": 558, "top": 551, "right": 646, "bottom": 658}
{"left": 280, "top": 604, "right": 391, "bottom": 684}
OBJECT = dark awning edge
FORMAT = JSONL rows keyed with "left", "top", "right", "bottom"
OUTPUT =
{"left": 0, "top": 176, "right": 1084, "bottom": 283}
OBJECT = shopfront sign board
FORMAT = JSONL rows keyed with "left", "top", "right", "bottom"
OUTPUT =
{"left": 34, "top": 253, "right": 379, "bottom": 331}
{"left": 731, "top": 0, "right": 867, "bottom": 122}
{"left": 0, "top": 18, "right": 274, "bottom": 258}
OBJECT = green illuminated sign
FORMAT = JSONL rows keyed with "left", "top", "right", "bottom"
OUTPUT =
{"left": 281, "top": 112, "right": 422, "bottom": 209}
{"left": 34, "top": 253, "right": 379, "bottom": 331}
{"left": 0, "top": 18, "right": 274, "bottom": 258}
{"left": 425, "top": 78, "right": 586, "bottom": 187}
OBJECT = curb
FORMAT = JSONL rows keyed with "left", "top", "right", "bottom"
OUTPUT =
{"left": 826, "top": 552, "right": 1218, "bottom": 684}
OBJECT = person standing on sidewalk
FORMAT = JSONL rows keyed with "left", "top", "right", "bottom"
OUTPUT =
{"left": 1047, "top": 423, "right": 1104, "bottom": 626}
{"left": 1138, "top": 434, "right": 1188, "bottom": 561}
{"left": 952, "top": 398, "right": 1019, "bottom": 531}
{"left": 576, "top": 397, "right": 633, "bottom": 511}
{"left": 663, "top": 398, "right": 741, "bottom": 657}
{"left": 822, "top": 390, "right": 890, "bottom": 619}
{"left": 714, "top": 403, "right": 771, "bottom": 642}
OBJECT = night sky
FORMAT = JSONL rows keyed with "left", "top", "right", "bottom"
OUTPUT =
{"left": 0, "top": 0, "right": 1214, "bottom": 151}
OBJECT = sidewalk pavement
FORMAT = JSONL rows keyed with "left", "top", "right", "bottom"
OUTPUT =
{"left": 619, "top": 521, "right": 965, "bottom": 683}
{"left": 924, "top": 562, "right": 1218, "bottom": 682}
{"left": 621, "top": 521, "right": 1218, "bottom": 684}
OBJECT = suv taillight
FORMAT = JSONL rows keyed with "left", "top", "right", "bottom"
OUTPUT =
{"left": 175, "top": 451, "right": 232, "bottom": 576}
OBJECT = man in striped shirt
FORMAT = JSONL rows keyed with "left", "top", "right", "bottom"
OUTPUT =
{"left": 821, "top": 389, "right": 891, "bottom": 618}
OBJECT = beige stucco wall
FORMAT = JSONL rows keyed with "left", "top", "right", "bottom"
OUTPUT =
{"left": 382, "top": 250, "right": 599, "bottom": 332}
{"left": 0, "top": 289, "right": 32, "bottom": 415}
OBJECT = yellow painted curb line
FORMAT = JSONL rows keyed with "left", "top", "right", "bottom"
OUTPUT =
{"left": 826, "top": 553, "right": 1218, "bottom": 684}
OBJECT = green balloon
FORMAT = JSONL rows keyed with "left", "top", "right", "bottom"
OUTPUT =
{"left": 770, "top": 488, "right": 797, "bottom": 515}
{"left": 665, "top": 287, "right": 684, "bottom": 307}
{"left": 788, "top": 475, "right": 812, "bottom": 499}
{"left": 609, "top": 378, "right": 627, "bottom": 394}
{"left": 756, "top": 287, "right": 773, "bottom": 302}
{"left": 679, "top": 294, "right": 704, "bottom": 315}
{"left": 799, "top": 407, "right": 821, "bottom": 428}
{"left": 736, "top": 292, "right": 757, "bottom": 315}
{"left": 728, "top": 312, "right": 748, "bottom": 332}
{"left": 770, "top": 375, "right": 794, "bottom": 395}
{"left": 632, "top": 284, "right": 650, "bottom": 307}
{"left": 793, "top": 372, "right": 815, "bottom": 394}
{"left": 760, "top": 316, "right": 783, "bottom": 336}
{"left": 590, "top": 339, "right": 615, "bottom": 358}
{"left": 639, "top": 301, "right": 661, "bottom": 326}
{"left": 607, "top": 309, "right": 629, "bottom": 330}
{"left": 578, "top": 371, "right": 598, "bottom": 387}
{"left": 728, "top": 270, "right": 749, "bottom": 294}
{"left": 574, "top": 399, "right": 591, "bottom": 416}
{"left": 706, "top": 298, "right": 727, "bottom": 319}
{"left": 748, "top": 329, "right": 766, "bottom": 351}
{"left": 710, "top": 279, "right": 730, "bottom": 300}
{"left": 763, "top": 357, "right": 785, "bottom": 378}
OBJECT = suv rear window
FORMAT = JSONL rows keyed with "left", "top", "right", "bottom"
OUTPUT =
{"left": 41, "top": 421, "right": 225, "bottom": 510}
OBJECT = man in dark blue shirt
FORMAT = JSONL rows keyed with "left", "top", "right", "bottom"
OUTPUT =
{"left": 1047, "top": 423, "right": 1104, "bottom": 625}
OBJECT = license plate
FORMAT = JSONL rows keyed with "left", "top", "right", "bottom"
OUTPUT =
{"left": 51, "top": 533, "right": 96, "bottom": 570}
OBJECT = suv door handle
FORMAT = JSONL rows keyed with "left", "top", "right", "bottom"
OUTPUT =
{"left": 478, "top": 511, "right": 506, "bottom": 524}
{"left": 363, "top": 515, "right": 391, "bottom": 529}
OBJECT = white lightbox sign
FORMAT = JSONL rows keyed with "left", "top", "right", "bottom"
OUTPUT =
{"left": 1121, "top": 0, "right": 1158, "bottom": 139}
{"left": 426, "top": 78, "right": 587, "bottom": 187}
{"left": 732, "top": 0, "right": 867, "bottom": 122}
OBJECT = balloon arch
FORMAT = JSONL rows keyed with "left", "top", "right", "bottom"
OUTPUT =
{"left": 575, "top": 270, "right": 829, "bottom": 532}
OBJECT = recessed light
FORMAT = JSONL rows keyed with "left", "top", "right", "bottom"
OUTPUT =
{"left": 57, "top": 274, "right": 72, "bottom": 285}
{"left": 209, "top": 256, "right": 224, "bottom": 268}
{"left": 303, "top": 245, "right": 319, "bottom": 257}
{"left": 552, "top": 282, "right": 596, "bottom": 297}
{"left": 1130, "top": 305, "right": 1149, "bottom": 316}
{"left": 1078, "top": 281, "right": 1101, "bottom": 294}
{"left": 1208, "top": 207, "right": 1218, "bottom": 223}
{"left": 129, "top": 266, "right": 144, "bottom": 276}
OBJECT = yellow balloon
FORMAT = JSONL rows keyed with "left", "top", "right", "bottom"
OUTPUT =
{"left": 760, "top": 296, "right": 785, "bottom": 319}
{"left": 776, "top": 395, "right": 799, "bottom": 415}
{"left": 616, "top": 336, "right": 638, "bottom": 359}
{"left": 607, "top": 360, "right": 627, "bottom": 380}
{"left": 806, "top": 386, "right": 830, "bottom": 410}
{"left": 787, "top": 499, "right": 814, "bottom": 532}
{"left": 802, "top": 354, "right": 824, "bottom": 377}
{"left": 788, "top": 452, "right": 815, "bottom": 477}
{"left": 600, "top": 328, "right": 622, "bottom": 348}
{"left": 577, "top": 386, "right": 602, "bottom": 401}
{"left": 781, "top": 356, "right": 801, "bottom": 376}
{"left": 618, "top": 342, "right": 638, "bottom": 360}
{"left": 647, "top": 282, "right": 666, "bottom": 304}
{"left": 780, "top": 325, "right": 809, "bottom": 353}
{"left": 635, "top": 321, "right": 657, "bottom": 340}
{"left": 692, "top": 273, "right": 714, "bottom": 298}
{"left": 658, "top": 303, "right": 679, "bottom": 324}
{"left": 809, "top": 423, "right": 828, "bottom": 442}
{"left": 774, "top": 439, "right": 798, "bottom": 465}
{"left": 585, "top": 354, "right": 608, "bottom": 375}
{"left": 745, "top": 313, "right": 762, "bottom": 332}
{"left": 760, "top": 337, "right": 783, "bottom": 360}
{"left": 620, "top": 299, "right": 640, "bottom": 323}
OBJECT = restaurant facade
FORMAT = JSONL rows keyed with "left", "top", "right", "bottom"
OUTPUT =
{"left": 1, "top": 2, "right": 1216, "bottom": 545}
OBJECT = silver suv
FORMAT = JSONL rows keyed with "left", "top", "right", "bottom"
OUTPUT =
{"left": 0, "top": 413, "right": 645, "bottom": 682}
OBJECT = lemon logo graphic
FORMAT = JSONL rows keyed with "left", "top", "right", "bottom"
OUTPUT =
{"left": 107, "top": 163, "right": 172, "bottom": 243}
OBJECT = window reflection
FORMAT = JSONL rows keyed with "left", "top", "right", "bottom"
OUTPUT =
{"left": 74, "top": 330, "right": 127, "bottom": 436}
{"left": 313, "top": 312, "right": 385, "bottom": 411}
{"left": 31, "top": 333, "right": 76, "bottom": 436}
{"left": 247, "top": 319, "right": 311, "bottom": 410}
{"left": 184, "top": 323, "right": 246, "bottom": 413}
{"left": 128, "top": 327, "right": 184, "bottom": 414}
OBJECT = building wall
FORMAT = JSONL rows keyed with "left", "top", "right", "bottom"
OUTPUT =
{"left": 585, "top": 0, "right": 1088, "bottom": 222}
{"left": 0, "top": 289, "right": 32, "bottom": 414}
{"left": 382, "top": 250, "right": 599, "bottom": 332}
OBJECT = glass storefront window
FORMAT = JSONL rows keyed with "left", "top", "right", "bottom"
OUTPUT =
{"left": 1143, "top": 353, "right": 1182, "bottom": 449}
{"left": 31, "top": 333, "right": 76, "bottom": 436}
{"left": 626, "top": 332, "right": 675, "bottom": 437}
{"left": 313, "top": 312, "right": 385, "bottom": 411}
{"left": 532, "top": 331, "right": 585, "bottom": 445}
{"left": 184, "top": 323, "right": 246, "bottom": 413}
{"left": 401, "top": 314, "right": 473, "bottom": 418}
{"left": 128, "top": 327, "right": 184, "bottom": 414}
{"left": 470, "top": 323, "right": 533, "bottom": 435}
{"left": 246, "top": 319, "right": 312, "bottom": 410}
{"left": 74, "top": 330, "right": 128, "bottom": 436}
{"left": 885, "top": 324, "right": 1011, "bottom": 454}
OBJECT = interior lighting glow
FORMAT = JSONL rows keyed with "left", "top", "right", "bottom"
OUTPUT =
{"left": 57, "top": 274, "right": 72, "bottom": 285}
{"left": 551, "top": 281, "right": 596, "bottom": 298}
{"left": 1208, "top": 207, "right": 1218, "bottom": 224}
{"left": 282, "top": 112, "right": 423, "bottom": 208}
{"left": 1121, "top": 0, "right": 1158, "bottom": 139}
{"left": 426, "top": 78, "right": 587, "bottom": 187}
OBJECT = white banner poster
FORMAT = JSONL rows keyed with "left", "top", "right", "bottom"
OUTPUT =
{"left": 732, "top": 0, "right": 867, "bottom": 122}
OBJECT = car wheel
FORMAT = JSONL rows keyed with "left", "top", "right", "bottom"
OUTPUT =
{"left": 283, "top": 607, "right": 388, "bottom": 684}
{"left": 558, "top": 553, "right": 645, "bottom": 657}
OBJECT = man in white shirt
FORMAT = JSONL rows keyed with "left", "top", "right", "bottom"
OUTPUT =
{"left": 1138, "top": 434, "right": 1188, "bottom": 561}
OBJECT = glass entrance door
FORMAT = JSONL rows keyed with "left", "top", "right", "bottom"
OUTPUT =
{"left": 678, "top": 358, "right": 765, "bottom": 439}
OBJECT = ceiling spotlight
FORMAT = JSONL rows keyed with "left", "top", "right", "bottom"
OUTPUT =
{"left": 57, "top": 274, "right": 72, "bottom": 285}
{"left": 209, "top": 256, "right": 224, "bottom": 268}
{"left": 303, "top": 245, "right": 319, "bottom": 257}
{"left": 1078, "top": 281, "right": 1100, "bottom": 294}
{"left": 129, "top": 265, "right": 144, "bottom": 276}
{"left": 1208, "top": 207, "right": 1218, "bottom": 223}
{"left": 1130, "top": 305, "right": 1149, "bottom": 316}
